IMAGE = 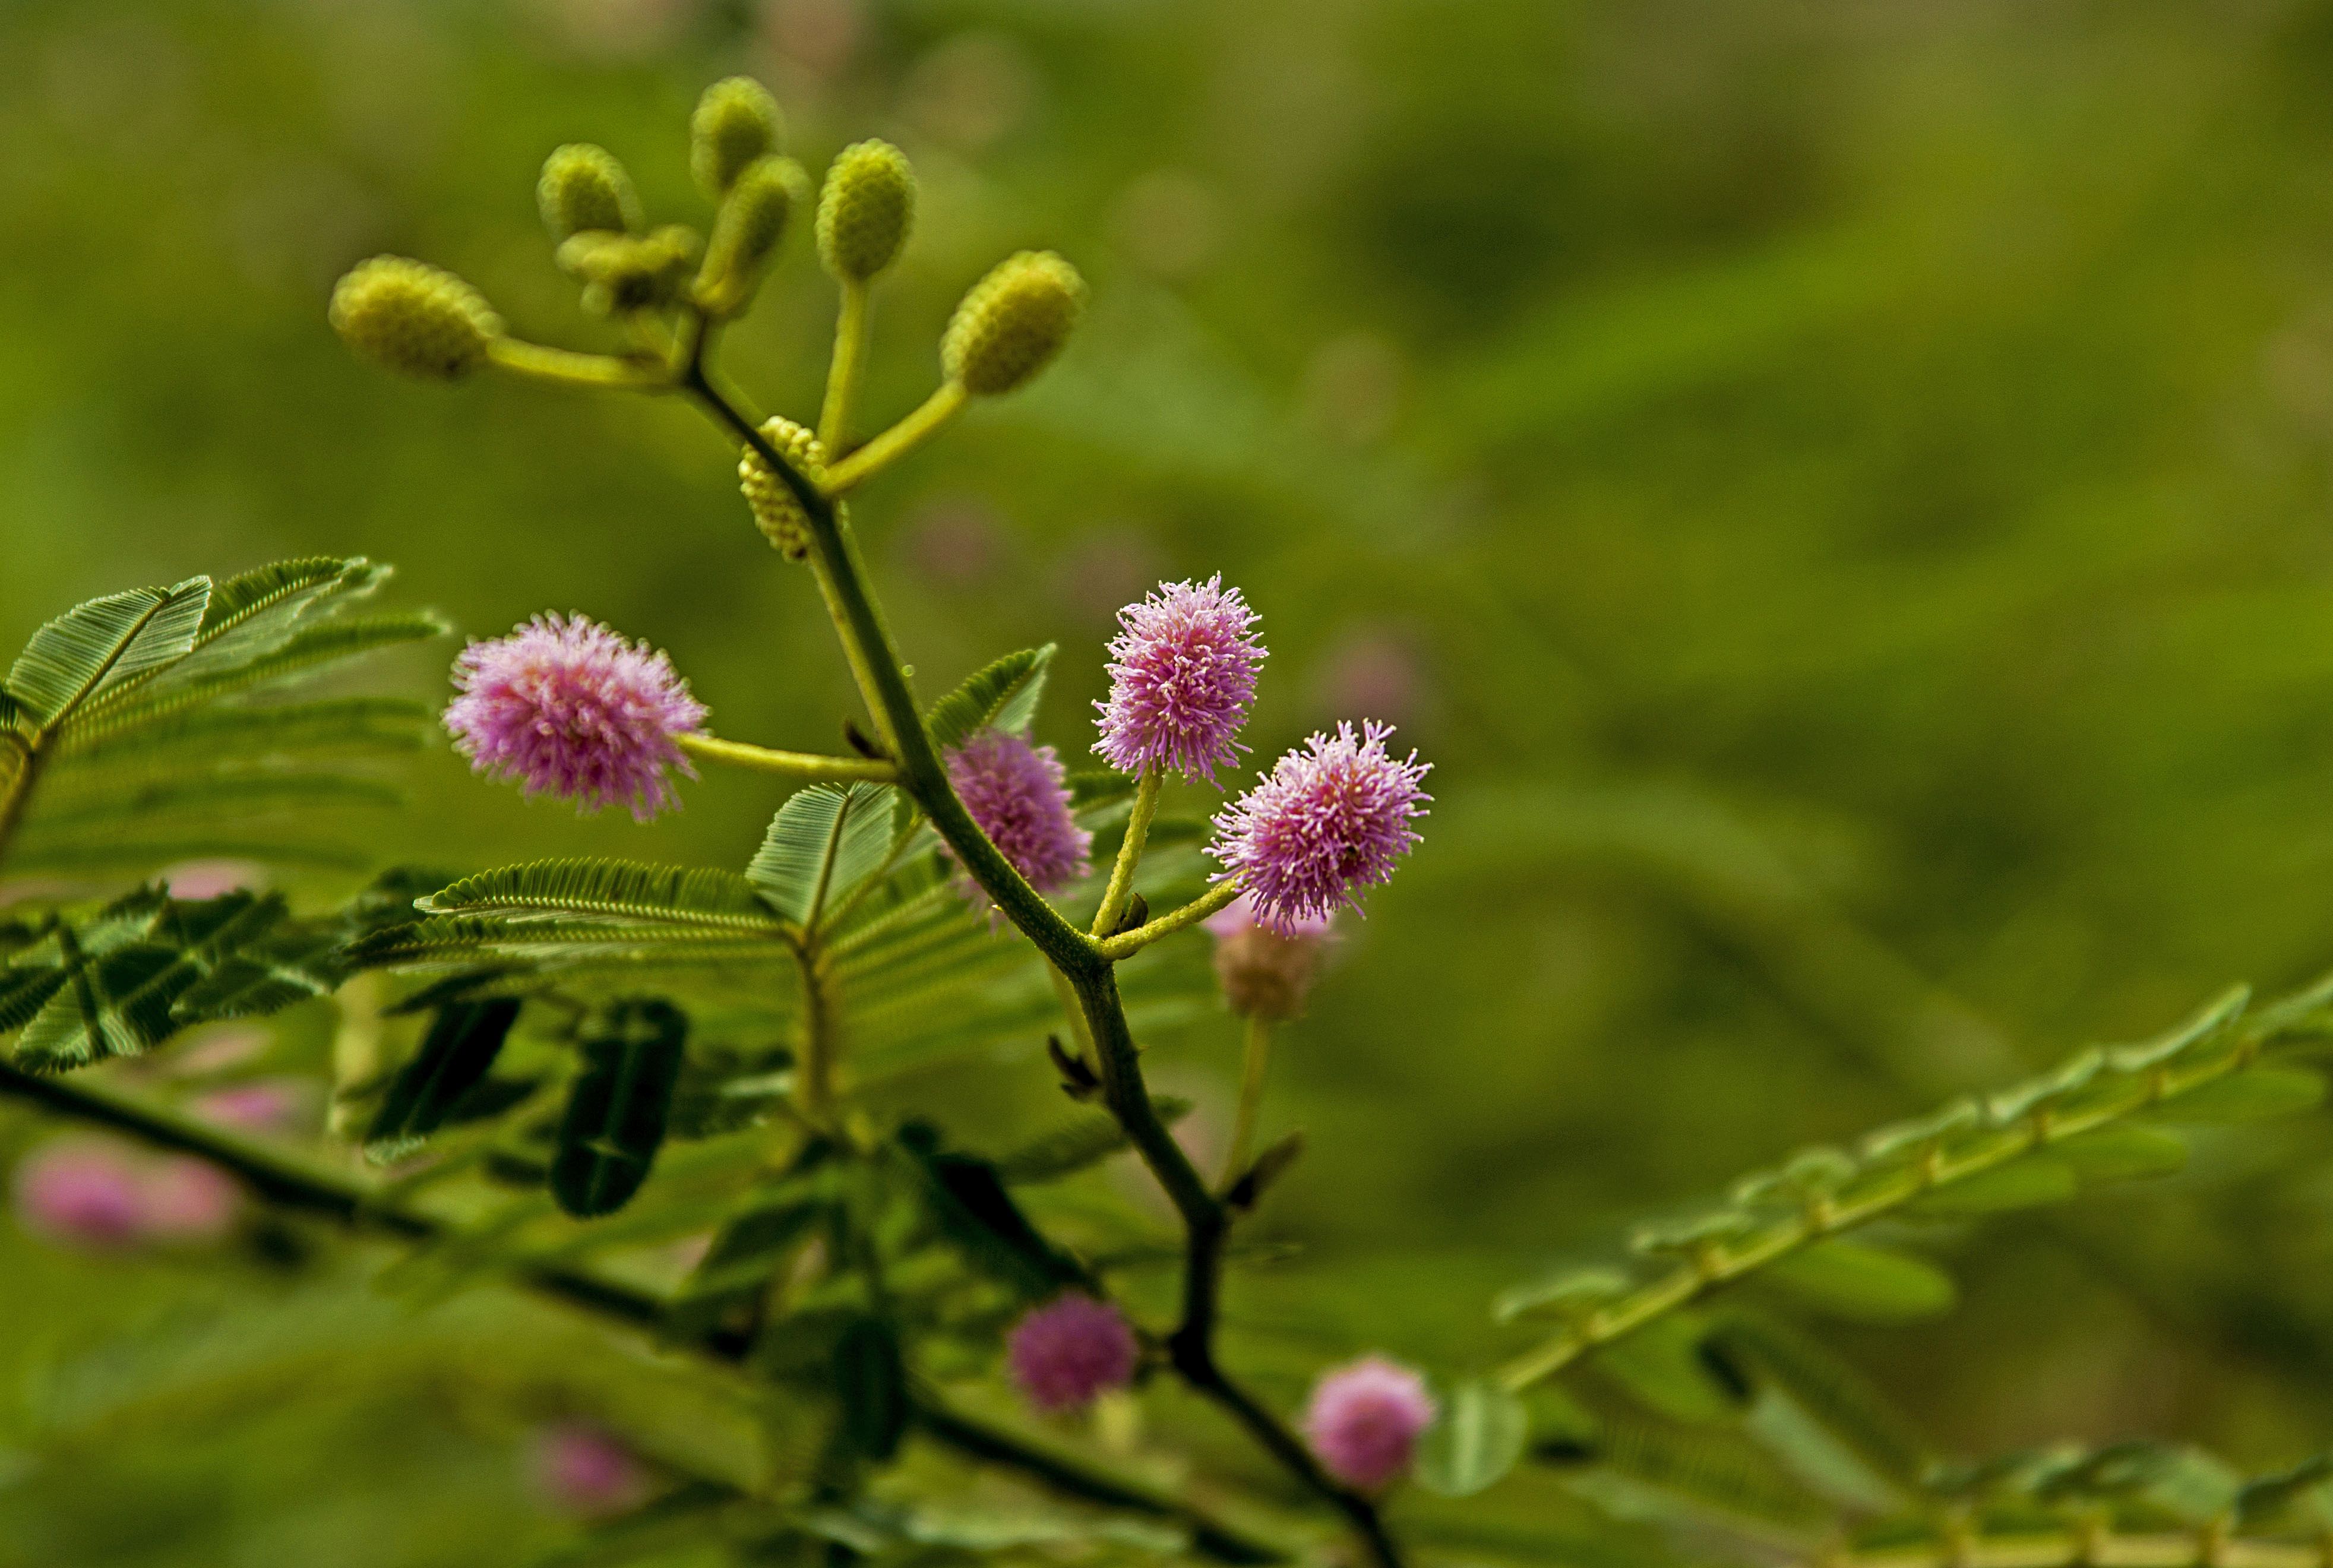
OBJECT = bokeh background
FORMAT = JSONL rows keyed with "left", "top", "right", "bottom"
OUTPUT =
{"left": 8, "top": 0, "right": 2333, "bottom": 1561}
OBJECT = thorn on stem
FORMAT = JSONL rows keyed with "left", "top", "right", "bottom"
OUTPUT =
{"left": 843, "top": 718, "right": 887, "bottom": 760}
{"left": 1047, "top": 1035, "right": 1099, "bottom": 1101}
{"left": 1224, "top": 1130, "right": 1304, "bottom": 1214}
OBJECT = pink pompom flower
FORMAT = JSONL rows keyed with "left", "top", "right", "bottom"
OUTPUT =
{"left": 12, "top": 1139, "right": 149, "bottom": 1250}
{"left": 527, "top": 1423, "right": 649, "bottom": 1519}
{"left": 1094, "top": 576, "right": 1266, "bottom": 783}
{"left": 137, "top": 1158, "right": 241, "bottom": 1244}
{"left": 946, "top": 729, "right": 1093, "bottom": 897}
{"left": 1304, "top": 1355, "right": 1436, "bottom": 1491}
{"left": 444, "top": 614, "right": 706, "bottom": 821}
{"left": 1210, "top": 720, "right": 1430, "bottom": 935}
{"left": 1007, "top": 1294, "right": 1139, "bottom": 1413}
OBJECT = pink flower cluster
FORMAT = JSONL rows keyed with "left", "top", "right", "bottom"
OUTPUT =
{"left": 946, "top": 729, "right": 1092, "bottom": 897}
{"left": 1211, "top": 720, "right": 1431, "bottom": 934}
{"left": 1304, "top": 1355, "right": 1436, "bottom": 1491}
{"left": 1093, "top": 575, "right": 1265, "bottom": 783}
{"left": 444, "top": 614, "right": 706, "bottom": 821}
{"left": 1007, "top": 1293, "right": 1139, "bottom": 1413}
{"left": 11, "top": 1137, "right": 240, "bottom": 1251}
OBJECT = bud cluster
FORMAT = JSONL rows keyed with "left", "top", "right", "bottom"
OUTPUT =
{"left": 738, "top": 416, "right": 829, "bottom": 559}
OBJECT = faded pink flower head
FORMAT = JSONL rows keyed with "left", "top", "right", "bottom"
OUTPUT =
{"left": 1304, "top": 1355, "right": 1436, "bottom": 1491}
{"left": 1205, "top": 893, "right": 1335, "bottom": 1021}
{"left": 137, "top": 1157, "right": 241, "bottom": 1244}
{"left": 191, "top": 1080, "right": 306, "bottom": 1135}
{"left": 1210, "top": 721, "right": 1430, "bottom": 935}
{"left": 527, "top": 1423, "right": 649, "bottom": 1519}
{"left": 1095, "top": 576, "right": 1265, "bottom": 783}
{"left": 946, "top": 729, "right": 1093, "bottom": 897}
{"left": 1007, "top": 1294, "right": 1139, "bottom": 1413}
{"left": 12, "top": 1139, "right": 148, "bottom": 1250}
{"left": 444, "top": 614, "right": 706, "bottom": 821}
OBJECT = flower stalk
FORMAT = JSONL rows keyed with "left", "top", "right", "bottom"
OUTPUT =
{"left": 1091, "top": 769, "right": 1161, "bottom": 937}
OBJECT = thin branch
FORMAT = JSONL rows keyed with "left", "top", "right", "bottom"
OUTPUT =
{"left": 822, "top": 381, "right": 968, "bottom": 494}
{"left": 1092, "top": 770, "right": 1160, "bottom": 938}
{"left": 676, "top": 734, "right": 894, "bottom": 783}
{"left": 1098, "top": 880, "right": 1245, "bottom": 961}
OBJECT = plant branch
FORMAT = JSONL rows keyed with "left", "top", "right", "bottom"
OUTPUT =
{"left": 488, "top": 338, "right": 674, "bottom": 391}
{"left": 0, "top": 1058, "right": 1287, "bottom": 1563}
{"left": 676, "top": 734, "right": 894, "bottom": 783}
{"left": 1092, "top": 769, "right": 1160, "bottom": 937}
{"left": 822, "top": 381, "right": 968, "bottom": 494}
{"left": 1098, "top": 880, "right": 1245, "bottom": 961}
{"left": 818, "top": 280, "right": 870, "bottom": 455}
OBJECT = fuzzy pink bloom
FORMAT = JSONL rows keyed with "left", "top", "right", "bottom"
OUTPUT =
{"left": 1095, "top": 576, "right": 1265, "bottom": 783}
{"left": 137, "top": 1158, "right": 240, "bottom": 1244}
{"left": 527, "top": 1424, "right": 649, "bottom": 1519}
{"left": 444, "top": 614, "right": 706, "bottom": 821}
{"left": 1210, "top": 721, "right": 1430, "bottom": 935}
{"left": 1007, "top": 1294, "right": 1139, "bottom": 1413}
{"left": 190, "top": 1080, "right": 305, "bottom": 1134}
{"left": 946, "top": 729, "right": 1093, "bottom": 896}
{"left": 1304, "top": 1356, "right": 1436, "bottom": 1491}
{"left": 12, "top": 1139, "right": 148, "bottom": 1249}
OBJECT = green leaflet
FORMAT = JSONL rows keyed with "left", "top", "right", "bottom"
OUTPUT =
{"left": 419, "top": 860, "right": 789, "bottom": 931}
{"left": 2054, "top": 1124, "right": 2189, "bottom": 1183}
{"left": 4, "top": 578, "right": 213, "bottom": 729}
{"left": 748, "top": 783, "right": 897, "bottom": 926}
{"left": 924, "top": 644, "right": 1055, "bottom": 754}
{"left": 1759, "top": 1240, "right": 1957, "bottom": 1323}
{"left": 2150, "top": 1065, "right": 2326, "bottom": 1123}
{"left": 59, "top": 614, "right": 447, "bottom": 741}
{"left": 363, "top": 1000, "right": 525, "bottom": 1163}
{"left": 1907, "top": 1158, "right": 2079, "bottom": 1216}
{"left": 49, "top": 696, "right": 431, "bottom": 767}
{"left": 900, "top": 1124, "right": 1089, "bottom": 1300}
{"left": 550, "top": 999, "right": 688, "bottom": 1218}
{"left": 1416, "top": 1380, "right": 1531, "bottom": 1499}
{"left": 833, "top": 1315, "right": 911, "bottom": 1463}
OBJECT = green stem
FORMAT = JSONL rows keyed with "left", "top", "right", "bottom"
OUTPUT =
{"left": 1047, "top": 962, "right": 1096, "bottom": 1070}
{"left": 1224, "top": 1014, "right": 1272, "bottom": 1187}
{"left": 0, "top": 1060, "right": 1284, "bottom": 1564}
{"left": 1819, "top": 1529, "right": 2324, "bottom": 1568}
{"left": 819, "top": 280, "right": 871, "bottom": 455}
{"left": 787, "top": 935, "right": 837, "bottom": 1128}
{"left": 0, "top": 738, "right": 46, "bottom": 874}
{"left": 1092, "top": 770, "right": 1161, "bottom": 937}
{"left": 822, "top": 381, "right": 968, "bottom": 494}
{"left": 1098, "top": 880, "right": 1245, "bottom": 962}
{"left": 488, "top": 337, "right": 672, "bottom": 391}
{"left": 677, "top": 734, "right": 894, "bottom": 783}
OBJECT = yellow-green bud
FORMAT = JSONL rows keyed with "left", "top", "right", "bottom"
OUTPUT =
{"left": 696, "top": 156, "right": 809, "bottom": 318}
{"left": 817, "top": 140, "right": 915, "bottom": 282}
{"left": 941, "top": 251, "right": 1085, "bottom": 396}
{"left": 328, "top": 256, "right": 502, "bottom": 380}
{"left": 738, "top": 416, "right": 829, "bottom": 559}
{"left": 557, "top": 225, "right": 701, "bottom": 316}
{"left": 537, "top": 143, "right": 641, "bottom": 242}
{"left": 691, "top": 76, "right": 782, "bottom": 198}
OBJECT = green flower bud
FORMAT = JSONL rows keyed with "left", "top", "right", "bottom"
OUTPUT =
{"left": 691, "top": 76, "right": 782, "bottom": 198}
{"left": 557, "top": 225, "right": 701, "bottom": 316}
{"left": 328, "top": 256, "right": 502, "bottom": 380}
{"left": 738, "top": 416, "right": 830, "bottom": 559}
{"left": 537, "top": 143, "right": 641, "bottom": 242}
{"left": 696, "top": 156, "right": 810, "bottom": 318}
{"left": 941, "top": 251, "right": 1085, "bottom": 396}
{"left": 817, "top": 140, "right": 916, "bottom": 282}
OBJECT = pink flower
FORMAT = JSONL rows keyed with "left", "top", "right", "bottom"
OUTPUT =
{"left": 946, "top": 729, "right": 1092, "bottom": 897}
{"left": 1007, "top": 1294, "right": 1139, "bottom": 1413}
{"left": 190, "top": 1080, "right": 306, "bottom": 1135}
{"left": 527, "top": 1424, "right": 649, "bottom": 1518}
{"left": 1205, "top": 893, "right": 1335, "bottom": 1020}
{"left": 137, "top": 1158, "right": 240, "bottom": 1244}
{"left": 444, "top": 614, "right": 706, "bottom": 821}
{"left": 161, "top": 859, "right": 268, "bottom": 900}
{"left": 1304, "top": 1356, "right": 1436, "bottom": 1491}
{"left": 1210, "top": 721, "right": 1430, "bottom": 935}
{"left": 12, "top": 1139, "right": 148, "bottom": 1249}
{"left": 1095, "top": 576, "right": 1265, "bottom": 783}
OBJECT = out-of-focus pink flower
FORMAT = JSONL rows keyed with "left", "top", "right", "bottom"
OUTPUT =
{"left": 1007, "top": 1294, "right": 1139, "bottom": 1413}
{"left": 1094, "top": 576, "right": 1266, "bottom": 785}
{"left": 161, "top": 859, "right": 268, "bottom": 900}
{"left": 1205, "top": 893, "right": 1335, "bottom": 1020}
{"left": 444, "top": 614, "right": 706, "bottom": 821}
{"left": 137, "top": 1157, "right": 240, "bottom": 1244}
{"left": 528, "top": 1423, "right": 650, "bottom": 1518}
{"left": 946, "top": 729, "right": 1092, "bottom": 897}
{"left": 189, "top": 1080, "right": 306, "bottom": 1136}
{"left": 1210, "top": 721, "right": 1430, "bottom": 934}
{"left": 1304, "top": 1356, "right": 1436, "bottom": 1491}
{"left": 12, "top": 1139, "right": 148, "bottom": 1250}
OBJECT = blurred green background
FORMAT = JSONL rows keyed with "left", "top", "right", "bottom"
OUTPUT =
{"left": 10, "top": 0, "right": 2333, "bottom": 1560}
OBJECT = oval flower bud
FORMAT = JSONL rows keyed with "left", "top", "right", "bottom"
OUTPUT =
{"left": 696, "top": 156, "right": 810, "bottom": 318}
{"left": 557, "top": 225, "right": 701, "bottom": 317}
{"left": 537, "top": 143, "right": 641, "bottom": 242}
{"left": 328, "top": 256, "right": 502, "bottom": 380}
{"left": 690, "top": 75, "right": 782, "bottom": 198}
{"left": 817, "top": 140, "right": 916, "bottom": 282}
{"left": 737, "top": 415, "right": 828, "bottom": 559}
{"left": 941, "top": 251, "right": 1086, "bottom": 396}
